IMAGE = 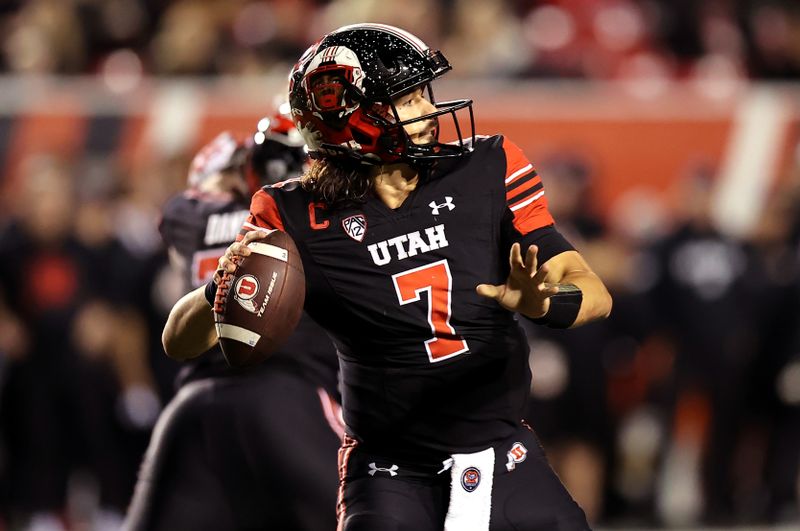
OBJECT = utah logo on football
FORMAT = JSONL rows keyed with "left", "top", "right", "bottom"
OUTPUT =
{"left": 342, "top": 214, "right": 367, "bottom": 242}
{"left": 234, "top": 275, "right": 260, "bottom": 313}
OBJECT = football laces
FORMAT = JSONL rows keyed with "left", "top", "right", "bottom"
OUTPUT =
{"left": 213, "top": 255, "right": 243, "bottom": 315}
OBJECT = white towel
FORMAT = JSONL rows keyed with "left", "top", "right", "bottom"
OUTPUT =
{"left": 443, "top": 447, "right": 495, "bottom": 531}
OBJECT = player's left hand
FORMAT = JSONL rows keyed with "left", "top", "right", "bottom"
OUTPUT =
{"left": 476, "top": 243, "right": 560, "bottom": 318}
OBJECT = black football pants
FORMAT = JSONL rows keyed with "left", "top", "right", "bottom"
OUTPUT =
{"left": 124, "top": 368, "right": 341, "bottom": 531}
{"left": 337, "top": 425, "right": 591, "bottom": 531}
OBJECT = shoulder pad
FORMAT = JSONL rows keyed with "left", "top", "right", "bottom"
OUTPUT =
{"left": 264, "top": 176, "right": 304, "bottom": 193}
{"left": 479, "top": 134, "right": 504, "bottom": 149}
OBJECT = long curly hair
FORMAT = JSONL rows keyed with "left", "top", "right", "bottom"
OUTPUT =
{"left": 301, "top": 158, "right": 373, "bottom": 210}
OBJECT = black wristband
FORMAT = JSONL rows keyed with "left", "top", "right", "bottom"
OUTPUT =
{"left": 204, "top": 279, "right": 217, "bottom": 308}
{"left": 531, "top": 284, "right": 582, "bottom": 329}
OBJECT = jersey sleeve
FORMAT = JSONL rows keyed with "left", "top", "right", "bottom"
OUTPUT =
{"left": 500, "top": 137, "right": 574, "bottom": 264}
{"left": 237, "top": 188, "right": 285, "bottom": 242}
{"left": 502, "top": 136, "right": 554, "bottom": 232}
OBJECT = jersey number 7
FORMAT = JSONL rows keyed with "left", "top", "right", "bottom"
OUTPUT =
{"left": 392, "top": 259, "right": 469, "bottom": 363}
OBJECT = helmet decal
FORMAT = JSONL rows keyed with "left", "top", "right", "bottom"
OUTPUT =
{"left": 296, "top": 120, "right": 324, "bottom": 152}
{"left": 303, "top": 45, "right": 366, "bottom": 117}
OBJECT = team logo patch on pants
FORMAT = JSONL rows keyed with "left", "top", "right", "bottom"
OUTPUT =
{"left": 505, "top": 441, "right": 528, "bottom": 472}
{"left": 444, "top": 447, "right": 494, "bottom": 531}
{"left": 461, "top": 467, "right": 481, "bottom": 492}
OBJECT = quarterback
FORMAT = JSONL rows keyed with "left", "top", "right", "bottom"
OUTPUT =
{"left": 168, "top": 23, "right": 611, "bottom": 531}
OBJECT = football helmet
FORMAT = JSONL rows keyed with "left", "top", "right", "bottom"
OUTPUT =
{"left": 289, "top": 23, "right": 475, "bottom": 166}
{"left": 246, "top": 104, "right": 308, "bottom": 191}
{"left": 187, "top": 131, "right": 248, "bottom": 189}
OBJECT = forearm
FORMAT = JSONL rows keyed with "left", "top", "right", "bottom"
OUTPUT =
{"left": 162, "top": 286, "right": 218, "bottom": 360}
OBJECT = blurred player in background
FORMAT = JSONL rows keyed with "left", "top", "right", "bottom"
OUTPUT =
{"left": 124, "top": 110, "right": 342, "bottom": 531}
{"left": 167, "top": 24, "right": 612, "bottom": 530}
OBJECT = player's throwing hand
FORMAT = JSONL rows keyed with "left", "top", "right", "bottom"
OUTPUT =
{"left": 476, "top": 243, "right": 560, "bottom": 319}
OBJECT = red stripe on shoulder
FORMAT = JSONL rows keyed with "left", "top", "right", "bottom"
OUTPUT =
{"left": 236, "top": 189, "right": 284, "bottom": 241}
{"left": 501, "top": 136, "right": 534, "bottom": 183}
{"left": 505, "top": 175, "right": 542, "bottom": 202}
{"left": 511, "top": 192, "right": 554, "bottom": 234}
{"left": 501, "top": 137, "right": 554, "bottom": 234}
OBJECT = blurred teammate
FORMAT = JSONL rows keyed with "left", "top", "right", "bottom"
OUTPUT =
{"left": 124, "top": 112, "right": 341, "bottom": 531}
{"left": 167, "top": 24, "right": 612, "bottom": 530}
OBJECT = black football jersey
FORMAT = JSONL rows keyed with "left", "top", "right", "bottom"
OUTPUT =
{"left": 161, "top": 190, "right": 251, "bottom": 294}
{"left": 242, "top": 135, "right": 574, "bottom": 457}
{"left": 160, "top": 189, "right": 339, "bottom": 394}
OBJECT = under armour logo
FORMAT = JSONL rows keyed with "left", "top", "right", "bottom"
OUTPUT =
{"left": 368, "top": 462, "right": 399, "bottom": 477}
{"left": 429, "top": 196, "right": 455, "bottom": 215}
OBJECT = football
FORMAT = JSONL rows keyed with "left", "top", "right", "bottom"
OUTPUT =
{"left": 213, "top": 230, "right": 305, "bottom": 367}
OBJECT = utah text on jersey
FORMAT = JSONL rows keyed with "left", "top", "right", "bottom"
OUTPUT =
{"left": 367, "top": 224, "right": 449, "bottom": 266}
{"left": 232, "top": 135, "right": 572, "bottom": 455}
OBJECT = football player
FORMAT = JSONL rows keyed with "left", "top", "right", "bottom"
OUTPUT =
{"left": 166, "top": 24, "right": 612, "bottom": 530}
{"left": 124, "top": 112, "right": 342, "bottom": 531}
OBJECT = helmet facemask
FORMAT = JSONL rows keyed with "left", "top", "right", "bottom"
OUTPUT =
{"left": 373, "top": 83, "right": 475, "bottom": 165}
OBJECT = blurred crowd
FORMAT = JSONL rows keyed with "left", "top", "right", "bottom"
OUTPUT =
{"left": 0, "top": 1, "right": 799, "bottom": 530}
{"left": 1, "top": 0, "right": 800, "bottom": 80}
{"left": 0, "top": 150, "right": 187, "bottom": 530}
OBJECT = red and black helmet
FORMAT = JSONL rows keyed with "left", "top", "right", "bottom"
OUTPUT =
{"left": 188, "top": 108, "right": 307, "bottom": 195}
{"left": 288, "top": 23, "right": 475, "bottom": 166}
{"left": 187, "top": 131, "right": 249, "bottom": 190}
{"left": 246, "top": 104, "right": 308, "bottom": 192}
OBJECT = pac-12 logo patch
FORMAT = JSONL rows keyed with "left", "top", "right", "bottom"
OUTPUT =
{"left": 342, "top": 214, "right": 367, "bottom": 242}
{"left": 234, "top": 274, "right": 259, "bottom": 313}
{"left": 461, "top": 467, "right": 481, "bottom": 492}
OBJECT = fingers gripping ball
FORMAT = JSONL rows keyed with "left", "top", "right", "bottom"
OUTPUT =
{"left": 213, "top": 231, "right": 305, "bottom": 366}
